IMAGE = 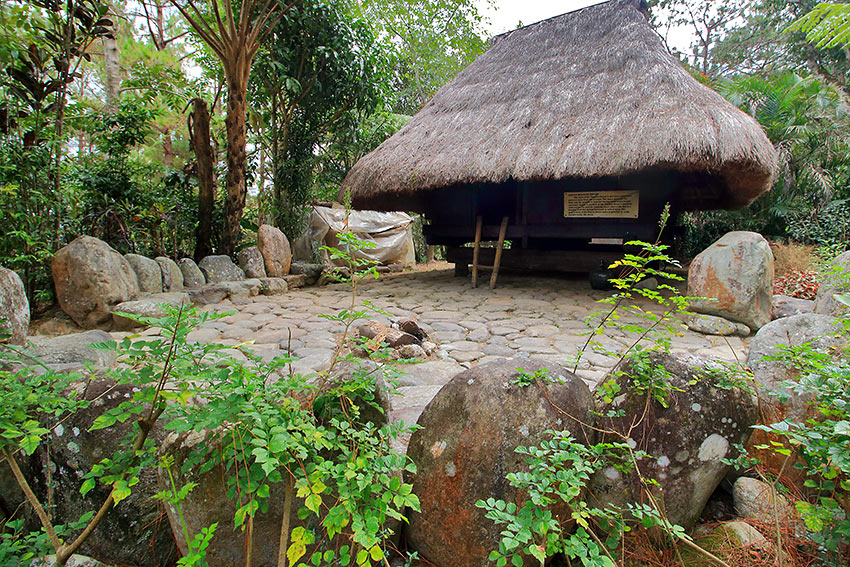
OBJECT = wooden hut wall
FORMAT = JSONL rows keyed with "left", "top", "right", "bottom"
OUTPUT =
{"left": 422, "top": 169, "right": 681, "bottom": 249}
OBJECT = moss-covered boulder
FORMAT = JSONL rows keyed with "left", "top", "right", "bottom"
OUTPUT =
{"left": 590, "top": 352, "right": 758, "bottom": 531}
{"left": 405, "top": 359, "right": 595, "bottom": 567}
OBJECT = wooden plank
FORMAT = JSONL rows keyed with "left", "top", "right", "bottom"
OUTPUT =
{"left": 471, "top": 216, "right": 483, "bottom": 288}
{"left": 424, "top": 222, "right": 657, "bottom": 241}
{"left": 447, "top": 247, "right": 624, "bottom": 274}
{"left": 490, "top": 216, "right": 509, "bottom": 290}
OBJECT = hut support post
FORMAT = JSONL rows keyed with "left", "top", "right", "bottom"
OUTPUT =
{"left": 489, "top": 216, "right": 509, "bottom": 290}
{"left": 471, "top": 216, "right": 483, "bottom": 288}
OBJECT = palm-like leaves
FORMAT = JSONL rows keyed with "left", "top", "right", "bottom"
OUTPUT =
{"left": 720, "top": 72, "right": 850, "bottom": 207}
{"left": 788, "top": 3, "right": 850, "bottom": 49}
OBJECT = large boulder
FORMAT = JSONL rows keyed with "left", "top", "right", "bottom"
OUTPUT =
{"left": 177, "top": 258, "right": 206, "bottom": 287}
{"left": 112, "top": 292, "right": 191, "bottom": 330}
{"left": 590, "top": 352, "right": 758, "bottom": 531}
{"left": 257, "top": 224, "right": 292, "bottom": 277}
{"left": 30, "top": 378, "right": 178, "bottom": 567}
{"left": 747, "top": 313, "right": 845, "bottom": 395}
{"left": 688, "top": 231, "right": 774, "bottom": 331}
{"left": 26, "top": 330, "right": 117, "bottom": 371}
{"left": 237, "top": 246, "right": 267, "bottom": 279}
{"left": 198, "top": 255, "right": 245, "bottom": 284}
{"left": 0, "top": 267, "right": 29, "bottom": 345}
{"left": 124, "top": 254, "right": 162, "bottom": 294}
{"left": 815, "top": 250, "right": 850, "bottom": 315}
{"left": 405, "top": 359, "right": 595, "bottom": 567}
{"left": 155, "top": 256, "right": 184, "bottom": 292}
{"left": 161, "top": 361, "right": 391, "bottom": 567}
{"left": 772, "top": 294, "right": 814, "bottom": 319}
{"left": 745, "top": 314, "right": 847, "bottom": 484}
{"left": 52, "top": 236, "right": 139, "bottom": 328}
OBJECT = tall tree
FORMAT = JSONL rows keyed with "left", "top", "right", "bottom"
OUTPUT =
{"left": 356, "top": 0, "right": 489, "bottom": 114}
{"left": 252, "top": 0, "right": 388, "bottom": 237}
{"left": 653, "top": 0, "right": 751, "bottom": 75}
{"left": 188, "top": 97, "right": 215, "bottom": 259}
{"left": 169, "top": 0, "right": 294, "bottom": 256}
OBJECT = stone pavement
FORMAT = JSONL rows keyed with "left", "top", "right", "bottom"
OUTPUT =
{"left": 129, "top": 262, "right": 750, "bottom": 442}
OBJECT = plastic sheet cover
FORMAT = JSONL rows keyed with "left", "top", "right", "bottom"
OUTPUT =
{"left": 294, "top": 206, "right": 416, "bottom": 267}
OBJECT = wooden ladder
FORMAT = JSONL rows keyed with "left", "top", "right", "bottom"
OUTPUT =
{"left": 471, "top": 216, "right": 509, "bottom": 290}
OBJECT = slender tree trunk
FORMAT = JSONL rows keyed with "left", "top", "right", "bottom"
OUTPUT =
{"left": 190, "top": 98, "right": 215, "bottom": 261}
{"left": 221, "top": 68, "right": 249, "bottom": 256}
{"left": 102, "top": 0, "right": 121, "bottom": 111}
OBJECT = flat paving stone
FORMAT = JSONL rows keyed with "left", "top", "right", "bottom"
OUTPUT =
{"left": 141, "top": 263, "right": 755, "bottom": 452}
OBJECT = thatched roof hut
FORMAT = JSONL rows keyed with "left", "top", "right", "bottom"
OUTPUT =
{"left": 342, "top": 0, "right": 778, "bottom": 212}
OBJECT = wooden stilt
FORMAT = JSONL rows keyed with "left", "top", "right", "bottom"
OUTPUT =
{"left": 471, "top": 216, "right": 483, "bottom": 288}
{"left": 490, "top": 216, "right": 509, "bottom": 290}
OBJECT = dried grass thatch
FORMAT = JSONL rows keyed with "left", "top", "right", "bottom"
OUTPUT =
{"left": 343, "top": 0, "right": 778, "bottom": 211}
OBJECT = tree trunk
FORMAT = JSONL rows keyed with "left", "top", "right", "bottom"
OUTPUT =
{"left": 102, "top": 0, "right": 121, "bottom": 111}
{"left": 221, "top": 70, "right": 249, "bottom": 257}
{"left": 190, "top": 98, "right": 215, "bottom": 261}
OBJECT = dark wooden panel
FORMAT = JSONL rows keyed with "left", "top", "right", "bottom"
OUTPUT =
{"left": 446, "top": 247, "right": 625, "bottom": 274}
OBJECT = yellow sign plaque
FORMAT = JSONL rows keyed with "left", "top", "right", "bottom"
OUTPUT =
{"left": 564, "top": 190, "right": 639, "bottom": 219}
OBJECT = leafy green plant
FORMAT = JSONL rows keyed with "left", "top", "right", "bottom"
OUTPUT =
{"left": 754, "top": 340, "right": 850, "bottom": 561}
{"left": 476, "top": 431, "right": 625, "bottom": 567}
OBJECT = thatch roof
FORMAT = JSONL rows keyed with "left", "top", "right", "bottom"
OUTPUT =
{"left": 342, "top": 0, "right": 778, "bottom": 211}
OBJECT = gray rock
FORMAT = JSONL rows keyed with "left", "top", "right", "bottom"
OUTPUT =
{"left": 260, "top": 277, "right": 288, "bottom": 296}
{"left": 393, "top": 360, "right": 462, "bottom": 386}
{"left": 688, "top": 231, "right": 774, "bottom": 331}
{"left": 772, "top": 294, "right": 814, "bottom": 319}
{"left": 27, "top": 330, "right": 117, "bottom": 370}
{"left": 111, "top": 293, "right": 190, "bottom": 330}
{"left": 257, "top": 224, "right": 292, "bottom": 277}
{"left": 237, "top": 246, "right": 267, "bottom": 279}
{"left": 155, "top": 256, "right": 184, "bottom": 291}
{"left": 745, "top": 314, "right": 847, "bottom": 488}
{"left": 283, "top": 274, "right": 309, "bottom": 289}
{"left": 218, "top": 279, "right": 261, "bottom": 298}
{"left": 177, "top": 258, "right": 206, "bottom": 287}
{"left": 27, "top": 379, "right": 179, "bottom": 566}
{"left": 406, "top": 359, "right": 595, "bottom": 567}
{"left": 815, "top": 251, "right": 850, "bottom": 315}
{"left": 161, "top": 359, "right": 388, "bottom": 567}
{"left": 733, "top": 476, "right": 794, "bottom": 523}
{"left": 685, "top": 313, "right": 750, "bottom": 337}
{"left": 33, "top": 555, "right": 115, "bottom": 567}
{"left": 52, "top": 236, "right": 139, "bottom": 328}
{"left": 591, "top": 352, "right": 758, "bottom": 531}
{"left": 0, "top": 267, "right": 29, "bottom": 344}
{"left": 185, "top": 285, "right": 229, "bottom": 305}
{"left": 747, "top": 313, "right": 845, "bottom": 394}
{"left": 198, "top": 255, "right": 245, "bottom": 283}
{"left": 124, "top": 254, "right": 162, "bottom": 294}
{"left": 290, "top": 261, "right": 323, "bottom": 280}
{"left": 397, "top": 344, "right": 426, "bottom": 359}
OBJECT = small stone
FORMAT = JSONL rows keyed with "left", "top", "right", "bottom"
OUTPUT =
{"left": 685, "top": 313, "right": 750, "bottom": 337}
{"left": 420, "top": 341, "right": 438, "bottom": 355}
{"left": 260, "top": 278, "right": 288, "bottom": 296}
{"left": 733, "top": 477, "right": 794, "bottom": 523}
{"left": 398, "top": 344, "right": 426, "bottom": 359}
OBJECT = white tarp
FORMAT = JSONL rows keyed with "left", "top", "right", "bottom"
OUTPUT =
{"left": 294, "top": 206, "right": 416, "bottom": 267}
